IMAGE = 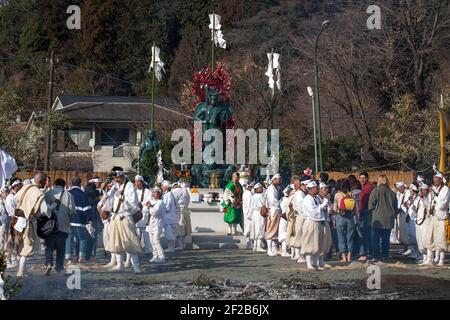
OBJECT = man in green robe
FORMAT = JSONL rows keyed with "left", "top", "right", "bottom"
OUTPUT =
{"left": 222, "top": 172, "right": 243, "bottom": 235}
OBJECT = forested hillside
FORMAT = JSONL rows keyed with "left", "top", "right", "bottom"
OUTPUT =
{"left": 1, "top": 0, "right": 449, "bottom": 171}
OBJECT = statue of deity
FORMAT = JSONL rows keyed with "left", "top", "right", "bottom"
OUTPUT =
{"left": 190, "top": 64, "right": 235, "bottom": 188}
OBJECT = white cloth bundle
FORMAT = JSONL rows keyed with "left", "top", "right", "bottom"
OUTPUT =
{"left": 148, "top": 46, "right": 165, "bottom": 81}
{"left": 265, "top": 52, "right": 281, "bottom": 92}
{"left": 0, "top": 149, "right": 18, "bottom": 190}
{"left": 209, "top": 14, "right": 227, "bottom": 49}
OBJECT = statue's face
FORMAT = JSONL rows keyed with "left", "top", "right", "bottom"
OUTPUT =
{"left": 207, "top": 88, "right": 219, "bottom": 105}
{"left": 149, "top": 129, "right": 155, "bottom": 139}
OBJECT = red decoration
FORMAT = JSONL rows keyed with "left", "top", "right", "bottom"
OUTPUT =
{"left": 192, "top": 63, "right": 232, "bottom": 111}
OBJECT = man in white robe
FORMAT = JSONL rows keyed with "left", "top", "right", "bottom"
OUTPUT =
{"left": 394, "top": 182, "right": 411, "bottom": 253}
{"left": 427, "top": 172, "right": 449, "bottom": 266}
{"left": 180, "top": 182, "right": 192, "bottom": 248}
{"left": 278, "top": 186, "right": 292, "bottom": 257}
{"left": 0, "top": 187, "right": 8, "bottom": 251}
{"left": 106, "top": 168, "right": 143, "bottom": 273}
{"left": 4, "top": 178, "right": 22, "bottom": 268}
{"left": 292, "top": 177, "right": 310, "bottom": 262}
{"left": 14, "top": 172, "right": 56, "bottom": 277}
{"left": 265, "top": 174, "right": 282, "bottom": 257}
{"left": 301, "top": 181, "right": 331, "bottom": 270}
{"left": 134, "top": 175, "right": 152, "bottom": 256}
{"left": 409, "top": 184, "right": 432, "bottom": 264}
{"left": 249, "top": 183, "right": 266, "bottom": 252}
{"left": 242, "top": 182, "right": 254, "bottom": 248}
{"left": 161, "top": 180, "right": 179, "bottom": 252}
{"left": 147, "top": 186, "right": 166, "bottom": 263}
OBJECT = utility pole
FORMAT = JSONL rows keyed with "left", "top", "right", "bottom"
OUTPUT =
{"left": 313, "top": 20, "right": 330, "bottom": 172}
{"left": 44, "top": 50, "right": 56, "bottom": 172}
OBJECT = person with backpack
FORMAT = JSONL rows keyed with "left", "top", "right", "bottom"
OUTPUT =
{"left": 368, "top": 174, "right": 398, "bottom": 263}
{"left": 44, "top": 179, "right": 75, "bottom": 275}
{"left": 333, "top": 179, "right": 356, "bottom": 263}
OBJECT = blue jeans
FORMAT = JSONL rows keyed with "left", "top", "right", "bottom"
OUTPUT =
{"left": 65, "top": 226, "right": 89, "bottom": 260}
{"left": 358, "top": 211, "right": 371, "bottom": 257}
{"left": 371, "top": 228, "right": 391, "bottom": 260}
{"left": 336, "top": 214, "right": 355, "bottom": 255}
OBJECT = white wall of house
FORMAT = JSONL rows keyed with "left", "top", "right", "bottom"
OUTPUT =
{"left": 92, "top": 145, "right": 140, "bottom": 172}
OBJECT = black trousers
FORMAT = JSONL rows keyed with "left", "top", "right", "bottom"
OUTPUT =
{"left": 45, "top": 231, "right": 68, "bottom": 272}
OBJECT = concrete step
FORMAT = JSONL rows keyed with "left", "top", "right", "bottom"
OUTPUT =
{"left": 191, "top": 232, "right": 247, "bottom": 250}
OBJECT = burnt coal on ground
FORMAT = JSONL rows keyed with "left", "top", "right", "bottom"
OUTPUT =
{"left": 7, "top": 247, "right": 450, "bottom": 300}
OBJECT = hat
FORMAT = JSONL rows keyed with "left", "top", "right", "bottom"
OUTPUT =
{"left": 152, "top": 186, "right": 162, "bottom": 194}
{"left": 248, "top": 180, "right": 256, "bottom": 188}
{"left": 162, "top": 180, "right": 171, "bottom": 187}
{"left": 306, "top": 181, "right": 317, "bottom": 189}
{"left": 409, "top": 183, "right": 418, "bottom": 192}
{"left": 395, "top": 181, "right": 406, "bottom": 188}
{"left": 417, "top": 175, "right": 425, "bottom": 182}
{"left": 319, "top": 182, "right": 328, "bottom": 189}
{"left": 253, "top": 182, "right": 263, "bottom": 190}
{"left": 419, "top": 183, "right": 429, "bottom": 189}
{"left": 0, "top": 187, "right": 8, "bottom": 193}
{"left": 271, "top": 173, "right": 281, "bottom": 181}
{"left": 134, "top": 175, "right": 144, "bottom": 182}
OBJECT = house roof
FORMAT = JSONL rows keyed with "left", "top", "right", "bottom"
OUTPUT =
{"left": 53, "top": 95, "right": 192, "bottom": 122}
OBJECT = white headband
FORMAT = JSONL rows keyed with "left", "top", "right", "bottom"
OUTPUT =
{"left": 301, "top": 179, "right": 312, "bottom": 185}
{"left": 271, "top": 173, "right": 281, "bottom": 181}
{"left": 11, "top": 180, "right": 22, "bottom": 187}
{"left": 162, "top": 180, "right": 171, "bottom": 187}
{"left": 409, "top": 184, "right": 418, "bottom": 192}
{"left": 395, "top": 182, "right": 406, "bottom": 188}
{"left": 152, "top": 186, "right": 162, "bottom": 194}
{"left": 253, "top": 182, "right": 262, "bottom": 189}
{"left": 306, "top": 181, "right": 317, "bottom": 188}
{"left": 134, "top": 175, "right": 144, "bottom": 182}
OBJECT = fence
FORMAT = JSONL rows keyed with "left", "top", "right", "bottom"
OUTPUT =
{"left": 327, "top": 170, "right": 415, "bottom": 186}
{"left": 15, "top": 171, "right": 110, "bottom": 187}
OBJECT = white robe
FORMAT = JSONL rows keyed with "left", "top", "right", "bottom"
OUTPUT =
{"left": 266, "top": 184, "right": 281, "bottom": 218}
{"left": 108, "top": 181, "right": 142, "bottom": 254}
{"left": 136, "top": 188, "right": 152, "bottom": 228}
{"left": 242, "top": 189, "right": 253, "bottom": 237}
{"left": 249, "top": 193, "right": 265, "bottom": 240}
{"left": 135, "top": 188, "right": 152, "bottom": 253}
{"left": 300, "top": 194, "right": 331, "bottom": 255}
{"left": 5, "top": 193, "right": 16, "bottom": 217}
{"left": 410, "top": 196, "right": 431, "bottom": 254}
{"left": 146, "top": 199, "right": 165, "bottom": 239}
{"left": 162, "top": 190, "right": 179, "bottom": 241}
{"left": 278, "top": 196, "right": 289, "bottom": 243}
{"left": 292, "top": 189, "right": 307, "bottom": 248}
{"left": 427, "top": 185, "right": 449, "bottom": 252}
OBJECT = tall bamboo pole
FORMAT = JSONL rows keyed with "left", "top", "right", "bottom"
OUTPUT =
{"left": 151, "top": 42, "right": 156, "bottom": 130}
{"left": 211, "top": 12, "right": 215, "bottom": 75}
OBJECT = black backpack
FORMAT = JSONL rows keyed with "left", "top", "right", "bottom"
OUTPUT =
{"left": 37, "top": 191, "right": 62, "bottom": 239}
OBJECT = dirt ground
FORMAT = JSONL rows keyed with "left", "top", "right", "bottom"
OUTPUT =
{"left": 5, "top": 245, "right": 450, "bottom": 300}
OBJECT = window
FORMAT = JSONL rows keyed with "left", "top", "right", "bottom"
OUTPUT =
{"left": 101, "top": 128, "right": 130, "bottom": 146}
{"left": 58, "top": 129, "right": 92, "bottom": 152}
